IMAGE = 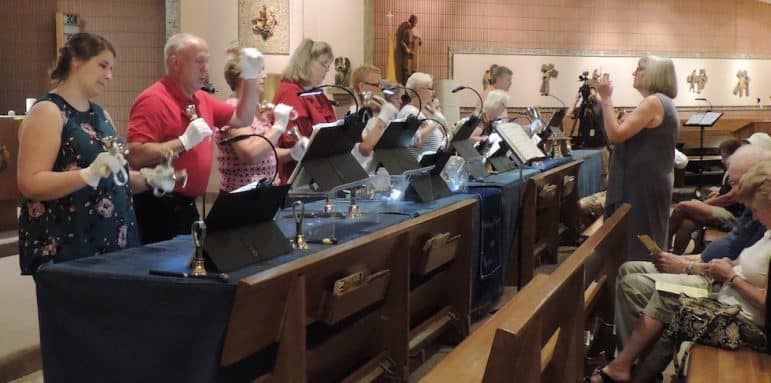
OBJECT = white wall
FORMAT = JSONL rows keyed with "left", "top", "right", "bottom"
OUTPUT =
{"left": 179, "top": 0, "right": 365, "bottom": 99}
{"left": 452, "top": 52, "right": 771, "bottom": 109}
{"left": 179, "top": 0, "right": 365, "bottom": 191}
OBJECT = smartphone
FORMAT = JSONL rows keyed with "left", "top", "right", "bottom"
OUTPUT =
{"left": 637, "top": 234, "right": 662, "bottom": 255}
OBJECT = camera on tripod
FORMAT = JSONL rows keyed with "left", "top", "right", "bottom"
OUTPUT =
{"left": 578, "top": 71, "right": 592, "bottom": 101}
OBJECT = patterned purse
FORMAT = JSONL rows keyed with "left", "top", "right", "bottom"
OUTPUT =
{"left": 663, "top": 295, "right": 742, "bottom": 376}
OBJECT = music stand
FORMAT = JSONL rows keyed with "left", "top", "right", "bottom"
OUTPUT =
{"left": 449, "top": 115, "right": 488, "bottom": 180}
{"left": 684, "top": 111, "right": 723, "bottom": 188}
{"left": 373, "top": 117, "right": 451, "bottom": 202}
{"left": 495, "top": 122, "right": 548, "bottom": 166}
{"left": 288, "top": 116, "right": 369, "bottom": 192}
{"left": 199, "top": 184, "right": 293, "bottom": 272}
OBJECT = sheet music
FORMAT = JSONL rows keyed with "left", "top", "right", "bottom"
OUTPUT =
{"left": 495, "top": 122, "right": 545, "bottom": 163}
{"left": 685, "top": 112, "right": 723, "bottom": 126}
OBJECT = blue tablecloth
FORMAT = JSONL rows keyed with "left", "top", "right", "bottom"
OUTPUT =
{"left": 34, "top": 194, "right": 479, "bottom": 383}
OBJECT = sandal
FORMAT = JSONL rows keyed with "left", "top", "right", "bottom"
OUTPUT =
{"left": 585, "top": 368, "right": 627, "bottom": 383}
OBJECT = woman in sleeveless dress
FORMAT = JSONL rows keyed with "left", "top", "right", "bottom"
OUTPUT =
{"left": 597, "top": 55, "right": 679, "bottom": 262}
{"left": 18, "top": 33, "right": 173, "bottom": 274}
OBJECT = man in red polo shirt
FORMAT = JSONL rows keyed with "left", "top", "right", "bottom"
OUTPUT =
{"left": 127, "top": 33, "right": 262, "bottom": 244}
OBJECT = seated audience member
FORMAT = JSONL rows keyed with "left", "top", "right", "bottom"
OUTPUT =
{"left": 215, "top": 58, "right": 306, "bottom": 191}
{"left": 273, "top": 39, "right": 336, "bottom": 184}
{"left": 127, "top": 33, "right": 262, "bottom": 244}
{"left": 398, "top": 72, "right": 447, "bottom": 158}
{"left": 18, "top": 33, "right": 174, "bottom": 274}
{"left": 668, "top": 138, "right": 746, "bottom": 254}
{"left": 614, "top": 145, "right": 771, "bottom": 350}
{"left": 591, "top": 160, "right": 771, "bottom": 383}
{"left": 744, "top": 131, "right": 771, "bottom": 151}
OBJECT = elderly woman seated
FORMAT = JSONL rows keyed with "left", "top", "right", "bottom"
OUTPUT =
{"left": 588, "top": 160, "right": 770, "bottom": 383}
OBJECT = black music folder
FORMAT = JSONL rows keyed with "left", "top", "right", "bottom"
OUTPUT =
{"left": 203, "top": 184, "right": 292, "bottom": 272}
{"left": 288, "top": 116, "right": 369, "bottom": 192}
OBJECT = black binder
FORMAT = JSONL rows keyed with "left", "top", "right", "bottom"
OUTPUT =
{"left": 202, "top": 184, "right": 293, "bottom": 272}
{"left": 288, "top": 115, "right": 369, "bottom": 192}
{"left": 373, "top": 116, "right": 451, "bottom": 202}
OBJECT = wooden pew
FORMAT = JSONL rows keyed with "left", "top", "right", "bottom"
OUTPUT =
{"left": 516, "top": 160, "right": 584, "bottom": 287}
{"left": 221, "top": 199, "right": 476, "bottom": 382}
{"left": 685, "top": 259, "right": 771, "bottom": 383}
{"left": 420, "top": 204, "right": 630, "bottom": 382}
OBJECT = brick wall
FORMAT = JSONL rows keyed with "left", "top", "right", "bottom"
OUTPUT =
{"left": 59, "top": 0, "right": 166, "bottom": 136}
{"left": 0, "top": 0, "right": 57, "bottom": 116}
{"left": 374, "top": 0, "right": 771, "bottom": 81}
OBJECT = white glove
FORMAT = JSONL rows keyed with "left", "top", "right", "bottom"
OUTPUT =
{"left": 178, "top": 118, "right": 212, "bottom": 151}
{"left": 271, "top": 103, "right": 293, "bottom": 134}
{"left": 289, "top": 137, "right": 309, "bottom": 162}
{"left": 239, "top": 48, "right": 264, "bottom": 80}
{"left": 376, "top": 102, "right": 399, "bottom": 125}
{"left": 140, "top": 165, "right": 176, "bottom": 197}
{"left": 80, "top": 152, "right": 124, "bottom": 188}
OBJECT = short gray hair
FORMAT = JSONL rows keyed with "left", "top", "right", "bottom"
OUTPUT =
{"left": 728, "top": 144, "right": 771, "bottom": 177}
{"left": 638, "top": 55, "right": 677, "bottom": 99}
{"left": 163, "top": 33, "right": 200, "bottom": 73}
{"left": 405, "top": 72, "right": 432, "bottom": 90}
{"left": 483, "top": 90, "right": 509, "bottom": 114}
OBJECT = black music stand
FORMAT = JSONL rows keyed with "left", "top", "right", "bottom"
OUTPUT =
{"left": 684, "top": 111, "right": 723, "bottom": 188}
{"left": 172, "top": 184, "right": 292, "bottom": 273}
{"left": 373, "top": 116, "right": 452, "bottom": 202}
{"left": 450, "top": 115, "right": 488, "bottom": 180}
{"left": 288, "top": 116, "right": 368, "bottom": 192}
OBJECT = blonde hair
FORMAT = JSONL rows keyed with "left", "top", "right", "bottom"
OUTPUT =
{"left": 488, "top": 64, "right": 512, "bottom": 87}
{"left": 223, "top": 57, "right": 241, "bottom": 91}
{"left": 638, "top": 55, "right": 677, "bottom": 98}
{"left": 282, "top": 39, "right": 333, "bottom": 86}
{"left": 735, "top": 160, "right": 771, "bottom": 209}
{"left": 350, "top": 64, "right": 382, "bottom": 99}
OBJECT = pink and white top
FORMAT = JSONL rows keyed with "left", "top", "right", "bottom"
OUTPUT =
{"left": 215, "top": 97, "right": 277, "bottom": 192}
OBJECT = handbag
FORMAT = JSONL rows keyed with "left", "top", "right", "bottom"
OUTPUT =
{"left": 663, "top": 295, "right": 741, "bottom": 376}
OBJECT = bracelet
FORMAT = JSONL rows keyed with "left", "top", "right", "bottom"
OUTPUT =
{"left": 685, "top": 263, "right": 695, "bottom": 275}
{"left": 727, "top": 274, "right": 739, "bottom": 286}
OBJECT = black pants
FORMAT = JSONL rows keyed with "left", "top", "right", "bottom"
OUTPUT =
{"left": 134, "top": 191, "right": 199, "bottom": 244}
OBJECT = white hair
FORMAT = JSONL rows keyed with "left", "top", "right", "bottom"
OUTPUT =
{"left": 163, "top": 33, "right": 200, "bottom": 73}
{"left": 746, "top": 132, "right": 771, "bottom": 152}
{"left": 728, "top": 144, "right": 771, "bottom": 177}
{"left": 405, "top": 72, "right": 432, "bottom": 90}
{"left": 483, "top": 90, "right": 509, "bottom": 113}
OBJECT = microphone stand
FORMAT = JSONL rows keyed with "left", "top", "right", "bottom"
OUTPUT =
{"left": 694, "top": 98, "right": 712, "bottom": 189}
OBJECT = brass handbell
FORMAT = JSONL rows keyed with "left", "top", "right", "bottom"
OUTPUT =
{"left": 102, "top": 136, "right": 130, "bottom": 186}
{"left": 185, "top": 104, "right": 199, "bottom": 120}
{"left": 347, "top": 189, "right": 361, "bottom": 219}
{"left": 292, "top": 201, "right": 308, "bottom": 250}
{"left": 189, "top": 220, "right": 208, "bottom": 277}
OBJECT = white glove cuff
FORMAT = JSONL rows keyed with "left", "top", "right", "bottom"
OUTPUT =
{"left": 178, "top": 135, "right": 192, "bottom": 151}
{"left": 79, "top": 168, "right": 99, "bottom": 189}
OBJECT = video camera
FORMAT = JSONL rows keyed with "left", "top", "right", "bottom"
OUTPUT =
{"left": 578, "top": 71, "right": 592, "bottom": 101}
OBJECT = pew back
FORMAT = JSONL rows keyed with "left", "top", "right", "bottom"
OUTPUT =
{"left": 420, "top": 203, "right": 630, "bottom": 383}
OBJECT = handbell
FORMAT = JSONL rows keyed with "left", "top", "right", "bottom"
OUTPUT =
{"left": 185, "top": 104, "right": 199, "bottom": 120}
